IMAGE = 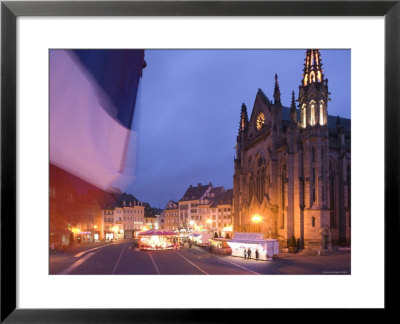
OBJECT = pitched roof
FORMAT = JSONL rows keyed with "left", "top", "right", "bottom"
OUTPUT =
{"left": 164, "top": 200, "right": 179, "bottom": 210}
{"left": 143, "top": 202, "right": 156, "bottom": 218}
{"left": 117, "top": 192, "right": 139, "bottom": 203}
{"left": 209, "top": 186, "right": 225, "bottom": 196}
{"left": 210, "top": 189, "right": 233, "bottom": 207}
{"left": 179, "top": 183, "right": 211, "bottom": 202}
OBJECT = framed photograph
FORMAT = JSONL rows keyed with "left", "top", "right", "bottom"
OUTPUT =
{"left": 1, "top": 0, "right": 398, "bottom": 321}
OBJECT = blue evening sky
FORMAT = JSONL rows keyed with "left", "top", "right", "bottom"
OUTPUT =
{"left": 122, "top": 49, "right": 350, "bottom": 208}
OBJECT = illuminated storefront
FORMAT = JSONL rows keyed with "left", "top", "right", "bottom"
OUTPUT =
{"left": 138, "top": 229, "right": 179, "bottom": 250}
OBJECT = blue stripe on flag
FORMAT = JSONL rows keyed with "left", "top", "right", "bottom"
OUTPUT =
{"left": 73, "top": 49, "right": 145, "bottom": 129}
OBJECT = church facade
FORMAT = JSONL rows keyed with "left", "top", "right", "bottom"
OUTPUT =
{"left": 233, "top": 50, "right": 351, "bottom": 250}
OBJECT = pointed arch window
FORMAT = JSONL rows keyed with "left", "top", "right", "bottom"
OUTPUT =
{"left": 249, "top": 176, "right": 254, "bottom": 201}
{"left": 280, "top": 162, "right": 287, "bottom": 228}
{"left": 301, "top": 104, "right": 306, "bottom": 128}
{"left": 310, "top": 103, "right": 316, "bottom": 126}
{"left": 319, "top": 101, "right": 325, "bottom": 125}
{"left": 329, "top": 162, "right": 336, "bottom": 228}
{"left": 310, "top": 71, "right": 316, "bottom": 83}
{"left": 256, "top": 165, "right": 265, "bottom": 203}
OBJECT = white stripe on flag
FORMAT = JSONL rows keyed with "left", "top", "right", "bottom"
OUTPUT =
{"left": 50, "top": 50, "right": 134, "bottom": 192}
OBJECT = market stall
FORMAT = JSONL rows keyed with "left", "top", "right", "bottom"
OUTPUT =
{"left": 138, "top": 229, "right": 179, "bottom": 250}
{"left": 226, "top": 232, "right": 279, "bottom": 261}
{"left": 209, "top": 238, "right": 232, "bottom": 255}
{"left": 190, "top": 232, "right": 213, "bottom": 246}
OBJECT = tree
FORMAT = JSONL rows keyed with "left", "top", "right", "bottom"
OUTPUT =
{"left": 289, "top": 235, "right": 297, "bottom": 248}
{"left": 288, "top": 235, "right": 297, "bottom": 253}
{"left": 225, "top": 233, "right": 230, "bottom": 239}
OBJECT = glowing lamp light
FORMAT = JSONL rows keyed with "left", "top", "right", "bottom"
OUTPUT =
{"left": 189, "top": 220, "right": 194, "bottom": 226}
{"left": 252, "top": 215, "right": 262, "bottom": 224}
{"left": 206, "top": 219, "right": 212, "bottom": 224}
{"left": 93, "top": 225, "right": 98, "bottom": 229}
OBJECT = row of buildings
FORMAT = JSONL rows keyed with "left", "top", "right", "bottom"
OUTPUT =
{"left": 49, "top": 165, "right": 160, "bottom": 249}
{"left": 159, "top": 182, "right": 234, "bottom": 236}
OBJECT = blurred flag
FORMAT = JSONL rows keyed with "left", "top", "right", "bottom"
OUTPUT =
{"left": 50, "top": 50, "right": 145, "bottom": 192}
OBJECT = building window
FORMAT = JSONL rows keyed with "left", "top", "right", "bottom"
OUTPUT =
{"left": 312, "top": 167, "right": 316, "bottom": 203}
{"left": 319, "top": 101, "right": 325, "bottom": 125}
{"left": 280, "top": 162, "right": 287, "bottom": 228}
{"left": 256, "top": 166, "right": 265, "bottom": 203}
{"left": 301, "top": 104, "right": 306, "bottom": 128}
{"left": 329, "top": 162, "right": 336, "bottom": 228}
{"left": 281, "top": 163, "right": 286, "bottom": 208}
{"left": 312, "top": 217, "right": 315, "bottom": 227}
{"left": 310, "top": 104, "right": 315, "bottom": 126}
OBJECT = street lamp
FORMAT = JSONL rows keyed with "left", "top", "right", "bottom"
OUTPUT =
{"left": 206, "top": 219, "right": 212, "bottom": 231}
{"left": 251, "top": 214, "right": 262, "bottom": 224}
{"left": 251, "top": 214, "right": 262, "bottom": 233}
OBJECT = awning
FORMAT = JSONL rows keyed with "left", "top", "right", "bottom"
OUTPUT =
{"left": 138, "top": 229, "right": 178, "bottom": 236}
{"left": 228, "top": 239, "right": 267, "bottom": 245}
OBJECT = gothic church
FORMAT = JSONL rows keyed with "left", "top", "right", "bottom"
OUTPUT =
{"left": 233, "top": 50, "right": 351, "bottom": 249}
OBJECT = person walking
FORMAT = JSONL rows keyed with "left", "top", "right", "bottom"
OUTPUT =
{"left": 255, "top": 249, "right": 259, "bottom": 261}
{"left": 243, "top": 248, "right": 247, "bottom": 260}
{"left": 247, "top": 247, "right": 251, "bottom": 260}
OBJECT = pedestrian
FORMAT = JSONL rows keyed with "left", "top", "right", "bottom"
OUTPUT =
{"left": 255, "top": 249, "right": 259, "bottom": 261}
{"left": 243, "top": 248, "right": 247, "bottom": 259}
{"left": 248, "top": 247, "right": 251, "bottom": 260}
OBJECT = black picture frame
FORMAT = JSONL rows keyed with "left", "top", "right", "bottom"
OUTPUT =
{"left": 1, "top": 0, "right": 398, "bottom": 322}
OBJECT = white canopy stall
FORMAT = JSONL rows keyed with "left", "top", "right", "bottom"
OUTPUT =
{"left": 227, "top": 232, "right": 279, "bottom": 261}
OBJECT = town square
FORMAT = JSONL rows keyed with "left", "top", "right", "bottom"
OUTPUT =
{"left": 50, "top": 49, "right": 351, "bottom": 275}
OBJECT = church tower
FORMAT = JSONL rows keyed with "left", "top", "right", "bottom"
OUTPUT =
{"left": 232, "top": 49, "right": 350, "bottom": 250}
{"left": 233, "top": 103, "right": 249, "bottom": 230}
{"left": 298, "top": 49, "right": 329, "bottom": 128}
{"left": 297, "top": 49, "right": 331, "bottom": 249}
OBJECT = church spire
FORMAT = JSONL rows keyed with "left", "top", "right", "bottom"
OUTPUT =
{"left": 273, "top": 73, "right": 281, "bottom": 105}
{"left": 302, "top": 49, "right": 325, "bottom": 86}
{"left": 236, "top": 103, "right": 248, "bottom": 161}
{"left": 290, "top": 90, "right": 298, "bottom": 124}
{"left": 298, "top": 49, "right": 329, "bottom": 128}
{"left": 238, "top": 103, "right": 249, "bottom": 135}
